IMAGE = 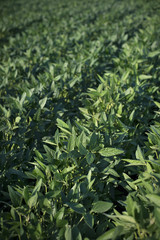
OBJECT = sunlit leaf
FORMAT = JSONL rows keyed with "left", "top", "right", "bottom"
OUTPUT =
{"left": 39, "top": 96, "right": 47, "bottom": 109}
{"left": 91, "top": 201, "right": 113, "bottom": 213}
{"left": 99, "top": 148, "right": 124, "bottom": 157}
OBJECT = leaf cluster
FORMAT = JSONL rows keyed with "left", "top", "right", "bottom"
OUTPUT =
{"left": 0, "top": 0, "right": 160, "bottom": 239}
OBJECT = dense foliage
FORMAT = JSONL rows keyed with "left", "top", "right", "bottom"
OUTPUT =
{"left": 0, "top": 0, "right": 160, "bottom": 239}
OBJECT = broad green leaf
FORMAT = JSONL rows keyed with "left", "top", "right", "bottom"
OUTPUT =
{"left": 139, "top": 75, "right": 152, "bottom": 80}
{"left": 35, "top": 150, "right": 43, "bottom": 160}
{"left": 55, "top": 129, "right": 60, "bottom": 144}
{"left": 154, "top": 101, "right": 160, "bottom": 108}
{"left": 87, "top": 169, "right": 92, "bottom": 184}
{"left": 65, "top": 225, "right": 72, "bottom": 240}
{"left": 55, "top": 207, "right": 65, "bottom": 220}
{"left": 135, "top": 145, "right": 145, "bottom": 164}
{"left": 32, "top": 178, "right": 42, "bottom": 196}
{"left": 56, "top": 219, "right": 68, "bottom": 228}
{"left": 79, "top": 108, "right": 90, "bottom": 119}
{"left": 10, "top": 207, "right": 16, "bottom": 220}
{"left": 77, "top": 131, "right": 87, "bottom": 148}
{"left": 107, "top": 169, "right": 120, "bottom": 177}
{"left": 61, "top": 166, "right": 76, "bottom": 174}
{"left": 20, "top": 92, "right": 26, "bottom": 105}
{"left": 8, "top": 186, "right": 21, "bottom": 207}
{"left": 148, "top": 50, "right": 160, "bottom": 58}
{"left": 67, "top": 133, "right": 76, "bottom": 152}
{"left": 43, "top": 144, "right": 55, "bottom": 160}
{"left": 23, "top": 186, "right": 29, "bottom": 204}
{"left": 15, "top": 116, "right": 21, "bottom": 123}
{"left": 121, "top": 70, "right": 130, "bottom": 82}
{"left": 33, "top": 166, "right": 45, "bottom": 179}
{"left": 34, "top": 158, "right": 46, "bottom": 171}
{"left": 75, "top": 121, "right": 90, "bottom": 134}
{"left": 154, "top": 207, "right": 160, "bottom": 225}
{"left": 122, "top": 159, "right": 145, "bottom": 166}
{"left": 146, "top": 194, "right": 160, "bottom": 207}
{"left": 84, "top": 213, "right": 94, "bottom": 228}
{"left": 28, "top": 193, "right": 38, "bottom": 208}
{"left": 89, "top": 132, "right": 98, "bottom": 150}
{"left": 39, "top": 96, "right": 47, "bottom": 109}
{"left": 126, "top": 195, "right": 134, "bottom": 216}
{"left": 78, "top": 143, "right": 88, "bottom": 155}
{"left": 91, "top": 200, "right": 113, "bottom": 213}
{"left": 72, "top": 226, "right": 82, "bottom": 240}
{"left": 146, "top": 162, "right": 152, "bottom": 173}
{"left": 105, "top": 214, "right": 136, "bottom": 224}
{"left": 112, "top": 226, "right": 124, "bottom": 240}
{"left": 98, "top": 74, "right": 105, "bottom": 83}
{"left": 97, "top": 228, "right": 115, "bottom": 240}
{"left": 123, "top": 173, "right": 137, "bottom": 190}
{"left": 66, "top": 202, "right": 86, "bottom": 214}
{"left": 129, "top": 109, "right": 135, "bottom": 122}
{"left": 57, "top": 119, "right": 71, "bottom": 135}
{"left": 99, "top": 148, "right": 124, "bottom": 157}
{"left": 86, "top": 152, "right": 95, "bottom": 164}
{"left": 57, "top": 118, "right": 70, "bottom": 130}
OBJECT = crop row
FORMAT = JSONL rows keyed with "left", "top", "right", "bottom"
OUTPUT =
{"left": 0, "top": 0, "right": 160, "bottom": 239}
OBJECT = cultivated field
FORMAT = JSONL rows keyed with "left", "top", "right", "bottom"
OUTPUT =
{"left": 0, "top": 0, "right": 160, "bottom": 239}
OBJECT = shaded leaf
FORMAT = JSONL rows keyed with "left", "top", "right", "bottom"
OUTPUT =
{"left": 66, "top": 202, "right": 86, "bottom": 214}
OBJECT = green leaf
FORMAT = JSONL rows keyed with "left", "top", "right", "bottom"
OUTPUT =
{"left": 154, "top": 207, "right": 160, "bottom": 225}
{"left": 148, "top": 50, "right": 160, "bottom": 58}
{"left": 55, "top": 207, "right": 65, "bottom": 220}
{"left": 77, "top": 131, "right": 87, "bottom": 148}
{"left": 146, "top": 194, "right": 160, "bottom": 207}
{"left": 23, "top": 186, "right": 29, "bottom": 204}
{"left": 86, "top": 152, "right": 95, "bottom": 164}
{"left": 8, "top": 186, "right": 21, "bottom": 207}
{"left": 57, "top": 118, "right": 70, "bottom": 130}
{"left": 20, "top": 92, "right": 26, "bottom": 106}
{"left": 72, "top": 226, "right": 82, "bottom": 240}
{"left": 123, "top": 173, "right": 137, "bottom": 190}
{"left": 61, "top": 166, "right": 76, "bottom": 174}
{"left": 79, "top": 107, "right": 90, "bottom": 119}
{"left": 57, "top": 118, "right": 71, "bottom": 135}
{"left": 99, "top": 148, "right": 124, "bottom": 157}
{"left": 107, "top": 169, "right": 120, "bottom": 177}
{"left": 126, "top": 195, "right": 134, "bottom": 216}
{"left": 35, "top": 150, "right": 43, "bottom": 160}
{"left": 84, "top": 213, "right": 94, "bottom": 228}
{"left": 65, "top": 225, "right": 72, "bottom": 240}
{"left": 28, "top": 193, "right": 38, "bottom": 208}
{"left": 39, "top": 96, "right": 47, "bottom": 109}
{"left": 105, "top": 213, "right": 136, "bottom": 224}
{"left": 43, "top": 139, "right": 57, "bottom": 146}
{"left": 75, "top": 121, "right": 90, "bottom": 134}
{"left": 79, "top": 143, "right": 88, "bottom": 155}
{"left": 122, "top": 159, "right": 145, "bottom": 166}
{"left": 154, "top": 101, "right": 160, "bottom": 109}
{"left": 91, "top": 200, "right": 113, "bottom": 213}
{"left": 15, "top": 116, "right": 21, "bottom": 123}
{"left": 67, "top": 133, "right": 76, "bottom": 152}
{"left": 96, "top": 228, "right": 115, "bottom": 240}
{"left": 32, "top": 178, "right": 42, "bottom": 196}
{"left": 66, "top": 202, "right": 86, "bottom": 214}
{"left": 139, "top": 75, "right": 152, "bottom": 80}
{"left": 33, "top": 166, "right": 45, "bottom": 179}
{"left": 43, "top": 144, "right": 55, "bottom": 161}
{"left": 136, "top": 145, "right": 145, "bottom": 164}
{"left": 89, "top": 132, "right": 98, "bottom": 150}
